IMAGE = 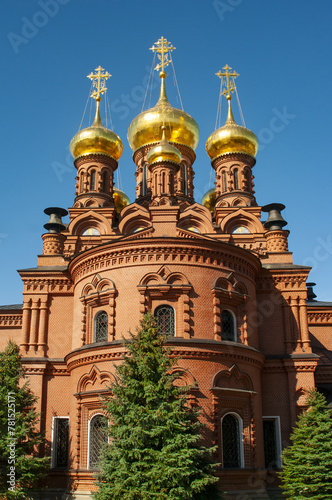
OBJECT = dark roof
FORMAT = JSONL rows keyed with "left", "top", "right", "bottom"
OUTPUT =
{"left": 307, "top": 300, "right": 332, "bottom": 307}
{"left": 0, "top": 304, "right": 23, "bottom": 311}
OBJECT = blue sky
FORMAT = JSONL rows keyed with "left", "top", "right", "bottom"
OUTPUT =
{"left": 1, "top": 0, "right": 332, "bottom": 304}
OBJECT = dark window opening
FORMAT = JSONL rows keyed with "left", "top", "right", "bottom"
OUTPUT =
{"left": 222, "top": 310, "right": 235, "bottom": 341}
{"left": 53, "top": 418, "right": 69, "bottom": 468}
{"left": 222, "top": 414, "right": 241, "bottom": 468}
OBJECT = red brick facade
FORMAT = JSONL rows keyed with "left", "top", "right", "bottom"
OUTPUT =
{"left": 1, "top": 67, "right": 331, "bottom": 500}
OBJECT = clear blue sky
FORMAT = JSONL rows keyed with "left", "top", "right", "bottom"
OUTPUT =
{"left": 1, "top": 0, "right": 332, "bottom": 304}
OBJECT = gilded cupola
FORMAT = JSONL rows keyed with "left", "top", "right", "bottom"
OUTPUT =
{"left": 127, "top": 37, "right": 199, "bottom": 152}
{"left": 147, "top": 126, "right": 182, "bottom": 165}
{"left": 206, "top": 65, "right": 258, "bottom": 161}
{"left": 70, "top": 66, "right": 123, "bottom": 161}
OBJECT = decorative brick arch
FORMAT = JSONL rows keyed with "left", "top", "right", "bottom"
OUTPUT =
{"left": 212, "top": 364, "right": 253, "bottom": 392}
{"left": 77, "top": 365, "right": 115, "bottom": 394}
{"left": 212, "top": 275, "right": 248, "bottom": 343}
{"left": 68, "top": 210, "right": 113, "bottom": 236}
{"left": 138, "top": 265, "right": 192, "bottom": 338}
{"left": 80, "top": 275, "right": 117, "bottom": 344}
{"left": 220, "top": 208, "right": 265, "bottom": 234}
{"left": 118, "top": 203, "right": 152, "bottom": 235}
{"left": 178, "top": 203, "right": 215, "bottom": 234}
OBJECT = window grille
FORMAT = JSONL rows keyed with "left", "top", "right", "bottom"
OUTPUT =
{"left": 89, "top": 415, "right": 108, "bottom": 469}
{"left": 95, "top": 311, "right": 108, "bottom": 342}
{"left": 222, "top": 310, "right": 235, "bottom": 341}
{"left": 263, "top": 419, "right": 278, "bottom": 468}
{"left": 222, "top": 414, "right": 241, "bottom": 468}
{"left": 53, "top": 418, "right": 69, "bottom": 468}
{"left": 154, "top": 305, "right": 175, "bottom": 336}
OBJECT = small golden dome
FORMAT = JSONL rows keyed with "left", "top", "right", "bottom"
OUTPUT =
{"left": 70, "top": 103, "right": 123, "bottom": 161}
{"left": 113, "top": 188, "right": 130, "bottom": 212}
{"left": 206, "top": 99, "right": 258, "bottom": 161}
{"left": 128, "top": 74, "right": 199, "bottom": 152}
{"left": 201, "top": 188, "right": 216, "bottom": 213}
{"left": 147, "top": 126, "right": 182, "bottom": 165}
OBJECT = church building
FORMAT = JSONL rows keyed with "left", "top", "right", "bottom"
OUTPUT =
{"left": 1, "top": 37, "right": 332, "bottom": 499}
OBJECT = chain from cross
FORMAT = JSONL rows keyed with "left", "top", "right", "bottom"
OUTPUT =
{"left": 216, "top": 64, "right": 239, "bottom": 98}
{"left": 87, "top": 66, "right": 111, "bottom": 101}
{"left": 150, "top": 36, "right": 175, "bottom": 73}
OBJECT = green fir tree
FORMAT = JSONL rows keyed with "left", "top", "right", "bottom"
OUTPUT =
{"left": 279, "top": 389, "right": 332, "bottom": 499}
{"left": 0, "top": 341, "right": 49, "bottom": 500}
{"left": 94, "top": 314, "right": 222, "bottom": 500}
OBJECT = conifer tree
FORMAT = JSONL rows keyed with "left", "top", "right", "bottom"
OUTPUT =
{"left": 95, "top": 314, "right": 222, "bottom": 500}
{"left": 279, "top": 389, "right": 332, "bottom": 499}
{"left": 0, "top": 341, "right": 49, "bottom": 500}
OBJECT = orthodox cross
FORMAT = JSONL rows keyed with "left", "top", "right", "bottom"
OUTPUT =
{"left": 150, "top": 36, "right": 175, "bottom": 73}
{"left": 216, "top": 64, "right": 239, "bottom": 99}
{"left": 87, "top": 66, "right": 111, "bottom": 101}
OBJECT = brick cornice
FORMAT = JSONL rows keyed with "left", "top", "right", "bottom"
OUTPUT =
{"left": 65, "top": 339, "right": 265, "bottom": 372}
{"left": 0, "top": 314, "right": 22, "bottom": 327}
{"left": 68, "top": 237, "right": 261, "bottom": 285}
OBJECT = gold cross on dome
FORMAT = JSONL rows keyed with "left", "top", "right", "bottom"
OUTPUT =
{"left": 87, "top": 66, "right": 111, "bottom": 101}
{"left": 216, "top": 64, "right": 239, "bottom": 99}
{"left": 150, "top": 36, "right": 175, "bottom": 73}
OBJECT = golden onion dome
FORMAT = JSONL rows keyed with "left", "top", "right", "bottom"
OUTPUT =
{"left": 147, "top": 126, "right": 182, "bottom": 165}
{"left": 70, "top": 103, "right": 123, "bottom": 161}
{"left": 127, "top": 72, "right": 199, "bottom": 152}
{"left": 201, "top": 188, "right": 217, "bottom": 213}
{"left": 206, "top": 98, "right": 258, "bottom": 161}
{"left": 113, "top": 188, "right": 130, "bottom": 213}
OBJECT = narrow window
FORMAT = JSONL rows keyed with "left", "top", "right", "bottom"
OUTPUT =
{"left": 162, "top": 171, "right": 166, "bottom": 193}
{"left": 94, "top": 311, "right": 108, "bottom": 342}
{"left": 154, "top": 305, "right": 175, "bottom": 336}
{"left": 221, "top": 310, "right": 236, "bottom": 341}
{"left": 90, "top": 170, "right": 96, "bottom": 191}
{"left": 102, "top": 172, "right": 108, "bottom": 193}
{"left": 142, "top": 164, "right": 147, "bottom": 196}
{"left": 263, "top": 417, "right": 282, "bottom": 469}
{"left": 245, "top": 169, "right": 251, "bottom": 191}
{"left": 222, "top": 414, "right": 242, "bottom": 468}
{"left": 52, "top": 417, "right": 69, "bottom": 469}
{"left": 170, "top": 173, "right": 174, "bottom": 195}
{"left": 88, "top": 415, "right": 108, "bottom": 469}
{"left": 222, "top": 171, "right": 227, "bottom": 192}
{"left": 182, "top": 165, "right": 188, "bottom": 195}
{"left": 234, "top": 169, "right": 239, "bottom": 190}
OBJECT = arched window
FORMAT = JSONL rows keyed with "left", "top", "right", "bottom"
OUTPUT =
{"left": 102, "top": 172, "right": 108, "bottom": 193}
{"left": 222, "top": 413, "right": 243, "bottom": 468}
{"left": 154, "top": 305, "right": 175, "bottom": 336}
{"left": 182, "top": 164, "right": 188, "bottom": 195}
{"left": 234, "top": 169, "right": 239, "bottom": 190}
{"left": 222, "top": 171, "right": 227, "bottom": 193}
{"left": 88, "top": 414, "right": 108, "bottom": 469}
{"left": 221, "top": 310, "right": 236, "bottom": 341}
{"left": 94, "top": 311, "right": 108, "bottom": 342}
{"left": 90, "top": 170, "right": 96, "bottom": 191}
